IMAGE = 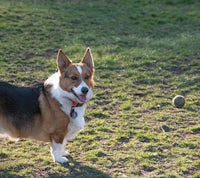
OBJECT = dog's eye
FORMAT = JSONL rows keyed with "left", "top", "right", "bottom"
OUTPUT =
{"left": 71, "top": 76, "right": 78, "bottom": 81}
{"left": 85, "top": 75, "right": 90, "bottom": 80}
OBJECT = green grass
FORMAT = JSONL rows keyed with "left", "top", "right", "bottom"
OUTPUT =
{"left": 0, "top": 0, "right": 200, "bottom": 177}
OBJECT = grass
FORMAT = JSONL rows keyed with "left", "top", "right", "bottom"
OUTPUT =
{"left": 0, "top": 0, "right": 200, "bottom": 177}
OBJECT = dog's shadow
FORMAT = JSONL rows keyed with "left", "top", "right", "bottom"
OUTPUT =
{"left": 0, "top": 152, "right": 111, "bottom": 178}
{"left": 50, "top": 155, "right": 111, "bottom": 178}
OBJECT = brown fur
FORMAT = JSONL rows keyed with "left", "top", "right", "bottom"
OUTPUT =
{"left": 33, "top": 85, "right": 70, "bottom": 143}
{"left": 0, "top": 84, "right": 70, "bottom": 143}
{"left": 59, "top": 63, "right": 94, "bottom": 93}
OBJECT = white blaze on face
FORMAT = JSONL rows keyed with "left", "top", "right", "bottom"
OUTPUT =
{"left": 77, "top": 66, "right": 82, "bottom": 75}
{"left": 71, "top": 66, "right": 93, "bottom": 103}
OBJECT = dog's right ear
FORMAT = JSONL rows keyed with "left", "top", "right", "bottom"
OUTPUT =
{"left": 57, "top": 49, "right": 72, "bottom": 72}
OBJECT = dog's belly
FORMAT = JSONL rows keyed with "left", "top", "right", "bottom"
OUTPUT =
{"left": 0, "top": 126, "right": 17, "bottom": 139}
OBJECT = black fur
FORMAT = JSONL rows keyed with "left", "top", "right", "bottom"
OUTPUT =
{"left": 0, "top": 81, "right": 44, "bottom": 129}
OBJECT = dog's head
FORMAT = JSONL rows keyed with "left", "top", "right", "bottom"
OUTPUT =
{"left": 57, "top": 48, "right": 95, "bottom": 104}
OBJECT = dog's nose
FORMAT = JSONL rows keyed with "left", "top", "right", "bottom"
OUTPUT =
{"left": 81, "top": 87, "right": 89, "bottom": 94}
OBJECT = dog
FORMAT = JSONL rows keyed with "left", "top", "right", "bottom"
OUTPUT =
{"left": 0, "top": 48, "right": 95, "bottom": 163}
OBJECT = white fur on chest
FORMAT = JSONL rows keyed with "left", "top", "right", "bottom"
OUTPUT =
{"left": 66, "top": 105, "right": 86, "bottom": 141}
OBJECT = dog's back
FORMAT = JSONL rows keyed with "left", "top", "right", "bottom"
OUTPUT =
{"left": 0, "top": 81, "right": 42, "bottom": 137}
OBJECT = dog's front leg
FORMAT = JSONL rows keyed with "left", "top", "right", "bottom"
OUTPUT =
{"left": 50, "top": 140, "right": 68, "bottom": 163}
{"left": 66, "top": 117, "right": 85, "bottom": 141}
{"left": 61, "top": 138, "right": 70, "bottom": 157}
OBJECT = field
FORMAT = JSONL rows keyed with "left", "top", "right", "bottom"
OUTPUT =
{"left": 0, "top": 0, "right": 200, "bottom": 177}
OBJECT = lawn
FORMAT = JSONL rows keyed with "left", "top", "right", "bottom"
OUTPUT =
{"left": 0, "top": 0, "right": 200, "bottom": 177}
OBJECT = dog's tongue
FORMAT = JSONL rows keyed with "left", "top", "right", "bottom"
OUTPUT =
{"left": 78, "top": 95, "right": 87, "bottom": 103}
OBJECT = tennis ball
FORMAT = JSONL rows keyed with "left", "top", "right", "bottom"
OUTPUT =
{"left": 172, "top": 95, "right": 185, "bottom": 108}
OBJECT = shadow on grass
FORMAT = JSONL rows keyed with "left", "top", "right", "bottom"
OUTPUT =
{"left": 0, "top": 170, "right": 24, "bottom": 178}
{"left": 50, "top": 156, "right": 111, "bottom": 178}
{"left": 49, "top": 165, "right": 111, "bottom": 178}
{"left": 0, "top": 155, "right": 111, "bottom": 178}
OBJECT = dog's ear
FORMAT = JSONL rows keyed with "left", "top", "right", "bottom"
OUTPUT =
{"left": 57, "top": 49, "right": 72, "bottom": 72}
{"left": 81, "top": 47, "right": 94, "bottom": 72}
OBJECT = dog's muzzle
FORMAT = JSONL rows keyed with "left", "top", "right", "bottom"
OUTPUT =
{"left": 71, "top": 87, "right": 88, "bottom": 103}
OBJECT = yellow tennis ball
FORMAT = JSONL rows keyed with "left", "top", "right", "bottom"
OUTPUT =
{"left": 172, "top": 95, "right": 185, "bottom": 108}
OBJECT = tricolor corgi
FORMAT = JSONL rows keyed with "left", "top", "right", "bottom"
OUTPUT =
{"left": 0, "top": 48, "right": 95, "bottom": 163}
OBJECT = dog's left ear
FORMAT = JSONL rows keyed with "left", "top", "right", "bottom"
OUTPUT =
{"left": 81, "top": 48, "right": 94, "bottom": 72}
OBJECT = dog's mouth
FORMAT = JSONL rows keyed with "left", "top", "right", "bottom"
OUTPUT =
{"left": 71, "top": 88, "right": 87, "bottom": 103}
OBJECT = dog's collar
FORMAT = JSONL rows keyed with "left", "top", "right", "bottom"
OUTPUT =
{"left": 71, "top": 100, "right": 85, "bottom": 107}
{"left": 70, "top": 101, "right": 85, "bottom": 119}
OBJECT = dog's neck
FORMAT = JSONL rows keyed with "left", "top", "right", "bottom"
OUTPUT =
{"left": 45, "top": 72, "right": 87, "bottom": 119}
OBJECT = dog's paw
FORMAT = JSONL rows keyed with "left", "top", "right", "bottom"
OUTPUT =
{"left": 54, "top": 156, "right": 69, "bottom": 163}
{"left": 62, "top": 150, "right": 70, "bottom": 157}
{"left": 67, "top": 138, "right": 74, "bottom": 142}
